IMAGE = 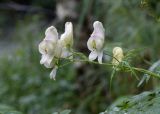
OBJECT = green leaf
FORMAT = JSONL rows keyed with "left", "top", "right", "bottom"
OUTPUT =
{"left": 104, "top": 89, "right": 160, "bottom": 114}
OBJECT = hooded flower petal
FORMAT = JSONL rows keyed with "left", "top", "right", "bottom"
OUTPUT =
{"left": 50, "top": 66, "right": 58, "bottom": 80}
{"left": 45, "top": 26, "right": 58, "bottom": 41}
{"left": 60, "top": 22, "right": 73, "bottom": 47}
{"left": 91, "top": 21, "right": 105, "bottom": 39}
{"left": 39, "top": 26, "right": 59, "bottom": 56}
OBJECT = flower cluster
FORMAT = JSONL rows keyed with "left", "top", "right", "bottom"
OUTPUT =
{"left": 39, "top": 22, "right": 73, "bottom": 80}
{"left": 38, "top": 21, "right": 124, "bottom": 79}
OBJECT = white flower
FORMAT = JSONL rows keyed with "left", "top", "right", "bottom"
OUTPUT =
{"left": 39, "top": 26, "right": 58, "bottom": 68}
{"left": 87, "top": 21, "right": 105, "bottom": 64}
{"left": 38, "top": 22, "right": 74, "bottom": 79}
{"left": 112, "top": 47, "right": 124, "bottom": 66}
{"left": 60, "top": 22, "right": 73, "bottom": 58}
{"left": 60, "top": 22, "right": 73, "bottom": 47}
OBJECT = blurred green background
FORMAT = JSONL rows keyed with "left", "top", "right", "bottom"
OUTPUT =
{"left": 0, "top": 0, "right": 160, "bottom": 114}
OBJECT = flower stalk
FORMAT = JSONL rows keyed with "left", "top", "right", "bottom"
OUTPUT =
{"left": 38, "top": 21, "right": 160, "bottom": 84}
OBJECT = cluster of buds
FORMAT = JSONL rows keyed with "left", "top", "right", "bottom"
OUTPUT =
{"left": 38, "top": 21, "right": 124, "bottom": 79}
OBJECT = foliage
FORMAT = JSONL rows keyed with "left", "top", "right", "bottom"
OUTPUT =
{"left": 101, "top": 89, "right": 160, "bottom": 114}
{"left": 0, "top": 0, "right": 160, "bottom": 114}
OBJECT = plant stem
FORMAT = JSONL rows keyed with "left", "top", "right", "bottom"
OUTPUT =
{"left": 61, "top": 51, "right": 160, "bottom": 80}
{"left": 132, "top": 67, "right": 160, "bottom": 79}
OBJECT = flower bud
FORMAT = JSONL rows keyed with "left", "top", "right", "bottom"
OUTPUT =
{"left": 112, "top": 47, "right": 124, "bottom": 66}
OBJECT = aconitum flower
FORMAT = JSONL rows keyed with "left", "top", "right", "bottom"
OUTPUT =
{"left": 112, "top": 47, "right": 124, "bottom": 66}
{"left": 39, "top": 26, "right": 58, "bottom": 68}
{"left": 39, "top": 22, "right": 73, "bottom": 80}
{"left": 60, "top": 22, "right": 73, "bottom": 58}
{"left": 87, "top": 21, "right": 105, "bottom": 64}
{"left": 60, "top": 22, "right": 73, "bottom": 48}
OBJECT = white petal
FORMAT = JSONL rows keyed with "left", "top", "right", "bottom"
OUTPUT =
{"left": 39, "top": 40, "right": 55, "bottom": 55}
{"left": 92, "top": 21, "right": 105, "bottom": 39}
{"left": 98, "top": 51, "right": 103, "bottom": 64}
{"left": 54, "top": 40, "right": 63, "bottom": 58}
{"left": 60, "top": 46, "right": 72, "bottom": 58}
{"left": 65, "top": 22, "right": 73, "bottom": 34}
{"left": 95, "top": 38, "right": 104, "bottom": 51}
{"left": 45, "top": 26, "right": 58, "bottom": 42}
{"left": 87, "top": 38, "right": 94, "bottom": 51}
{"left": 50, "top": 66, "right": 58, "bottom": 80}
{"left": 61, "top": 50, "right": 69, "bottom": 58}
{"left": 40, "top": 54, "right": 48, "bottom": 64}
{"left": 39, "top": 41, "right": 46, "bottom": 54}
{"left": 60, "top": 22, "right": 73, "bottom": 47}
{"left": 40, "top": 54, "right": 54, "bottom": 68}
{"left": 89, "top": 51, "right": 98, "bottom": 61}
{"left": 44, "top": 61, "right": 54, "bottom": 68}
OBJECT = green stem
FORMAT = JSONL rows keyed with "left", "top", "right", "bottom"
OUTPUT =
{"left": 132, "top": 67, "right": 160, "bottom": 79}
{"left": 60, "top": 51, "right": 160, "bottom": 80}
